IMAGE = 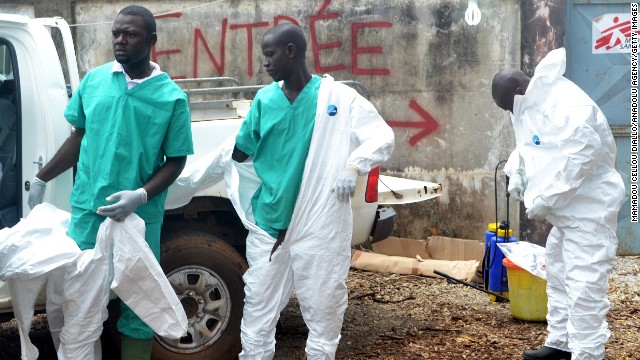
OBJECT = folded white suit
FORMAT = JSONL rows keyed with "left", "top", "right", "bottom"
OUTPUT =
{"left": 0, "top": 203, "right": 187, "bottom": 360}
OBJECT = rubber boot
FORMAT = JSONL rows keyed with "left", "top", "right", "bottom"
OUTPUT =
{"left": 523, "top": 346, "right": 571, "bottom": 360}
{"left": 121, "top": 336, "right": 154, "bottom": 360}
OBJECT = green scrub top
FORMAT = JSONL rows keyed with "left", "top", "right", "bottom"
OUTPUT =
{"left": 235, "top": 75, "right": 321, "bottom": 235}
{"left": 64, "top": 62, "right": 194, "bottom": 223}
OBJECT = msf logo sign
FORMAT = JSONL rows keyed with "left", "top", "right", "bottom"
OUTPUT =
{"left": 592, "top": 13, "right": 640, "bottom": 54}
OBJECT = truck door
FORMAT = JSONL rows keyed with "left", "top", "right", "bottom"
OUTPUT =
{"left": 0, "top": 40, "right": 19, "bottom": 229}
{"left": 565, "top": 1, "right": 637, "bottom": 254}
{"left": 0, "top": 16, "right": 76, "bottom": 227}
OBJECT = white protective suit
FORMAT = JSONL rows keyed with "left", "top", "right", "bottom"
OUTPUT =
{"left": 165, "top": 74, "right": 394, "bottom": 359}
{"left": 0, "top": 203, "right": 188, "bottom": 360}
{"left": 503, "top": 48, "right": 625, "bottom": 360}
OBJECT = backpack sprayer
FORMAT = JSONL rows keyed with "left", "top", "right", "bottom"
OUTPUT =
{"left": 434, "top": 160, "right": 515, "bottom": 302}
{"left": 480, "top": 160, "right": 517, "bottom": 302}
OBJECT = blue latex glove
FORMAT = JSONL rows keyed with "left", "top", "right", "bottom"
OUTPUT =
{"left": 28, "top": 177, "right": 47, "bottom": 209}
{"left": 526, "top": 198, "right": 550, "bottom": 220}
{"left": 97, "top": 188, "right": 147, "bottom": 222}
{"left": 332, "top": 166, "right": 359, "bottom": 203}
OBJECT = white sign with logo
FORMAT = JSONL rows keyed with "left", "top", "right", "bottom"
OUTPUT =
{"left": 592, "top": 13, "right": 635, "bottom": 54}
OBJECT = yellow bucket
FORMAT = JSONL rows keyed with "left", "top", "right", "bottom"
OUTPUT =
{"left": 503, "top": 258, "right": 548, "bottom": 321}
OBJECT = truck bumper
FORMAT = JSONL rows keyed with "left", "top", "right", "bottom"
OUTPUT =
{"left": 370, "top": 206, "right": 396, "bottom": 243}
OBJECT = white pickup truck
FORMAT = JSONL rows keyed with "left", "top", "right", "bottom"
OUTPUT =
{"left": 0, "top": 14, "right": 441, "bottom": 359}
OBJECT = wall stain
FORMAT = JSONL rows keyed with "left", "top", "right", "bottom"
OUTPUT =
{"left": 425, "top": 1, "right": 479, "bottom": 105}
{"left": 522, "top": 0, "right": 565, "bottom": 76}
{"left": 433, "top": 2, "right": 453, "bottom": 31}
{"left": 399, "top": 1, "right": 418, "bottom": 25}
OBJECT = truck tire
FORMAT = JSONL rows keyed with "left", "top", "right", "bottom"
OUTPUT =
{"left": 152, "top": 230, "right": 248, "bottom": 360}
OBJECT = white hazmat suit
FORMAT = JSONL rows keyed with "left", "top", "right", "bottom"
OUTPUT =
{"left": 504, "top": 48, "right": 625, "bottom": 360}
{"left": 239, "top": 75, "right": 393, "bottom": 359}
{"left": 0, "top": 203, "right": 188, "bottom": 360}
{"left": 165, "top": 74, "right": 394, "bottom": 359}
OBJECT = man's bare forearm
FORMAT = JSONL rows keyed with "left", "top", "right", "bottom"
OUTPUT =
{"left": 142, "top": 156, "right": 187, "bottom": 199}
{"left": 36, "top": 127, "right": 85, "bottom": 182}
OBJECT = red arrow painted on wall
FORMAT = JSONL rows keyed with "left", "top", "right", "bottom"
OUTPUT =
{"left": 387, "top": 100, "right": 439, "bottom": 146}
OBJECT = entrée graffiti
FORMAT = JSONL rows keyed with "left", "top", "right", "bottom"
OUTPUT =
{"left": 151, "top": 0, "right": 392, "bottom": 78}
{"left": 150, "top": 0, "right": 439, "bottom": 145}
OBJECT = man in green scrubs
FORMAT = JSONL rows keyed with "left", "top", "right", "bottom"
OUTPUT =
{"left": 28, "top": 5, "right": 193, "bottom": 359}
{"left": 233, "top": 24, "right": 394, "bottom": 359}
{"left": 234, "top": 72, "right": 321, "bottom": 242}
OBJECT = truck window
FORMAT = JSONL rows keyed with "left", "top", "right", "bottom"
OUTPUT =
{"left": 0, "top": 40, "right": 19, "bottom": 229}
{"left": 47, "top": 26, "right": 73, "bottom": 98}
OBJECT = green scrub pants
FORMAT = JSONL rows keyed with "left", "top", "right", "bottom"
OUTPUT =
{"left": 67, "top": 207, "right": 162, "bottom": 339}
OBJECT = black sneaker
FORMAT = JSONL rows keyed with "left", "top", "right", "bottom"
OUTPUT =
{"left": 523, "top": 346, "right": 572, "bottom": 360}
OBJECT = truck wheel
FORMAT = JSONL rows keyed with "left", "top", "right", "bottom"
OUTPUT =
{"left": 152, "top": 230, "right": 247, "bottom": 360}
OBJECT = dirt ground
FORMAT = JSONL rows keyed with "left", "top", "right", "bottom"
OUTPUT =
{"left": 274, "top": 255, "right": 640, "bottom": 359}
{"left": 0, "top": 256, "right": 638, "bottom": 359}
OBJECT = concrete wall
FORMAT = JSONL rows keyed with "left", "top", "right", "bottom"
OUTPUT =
{"left": 4, "top": 0, "right": 524, "bottom": 242}
{"left": 0, "top": 4, "right": 33, "bottom": 17}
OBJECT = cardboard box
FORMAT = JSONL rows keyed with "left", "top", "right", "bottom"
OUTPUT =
{"left": 365, "top": 236, "right": 485, "bottom": 283}
{"left": 371, "top": 236, "right": 430, "bottom": 259}
{"left": 372, "top": 236, "right": 484, "bottom": 262}
{"left": 427, "top": 236, "right": 484, "bottom": 262}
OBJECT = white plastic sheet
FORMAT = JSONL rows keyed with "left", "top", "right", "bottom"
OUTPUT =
{"left": 0, "top": 203, "right": 188, "bottom": 360}
{"left": 56, "top": 224, "right": 111, "bottom": 360}
{"left": 165, "top": 136, "right": 235, "bottom": 210}
{"left": 497, "top": 241, "right": 546, "bottom": 280}
{"left": 7, "top": 276, "right": 47, "bottom": 360}
{"left": 0, "top": 203, "right": 78, "bottom": 280}
{"left": 106, "top": 214, "right": 188, "bottom": 338}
